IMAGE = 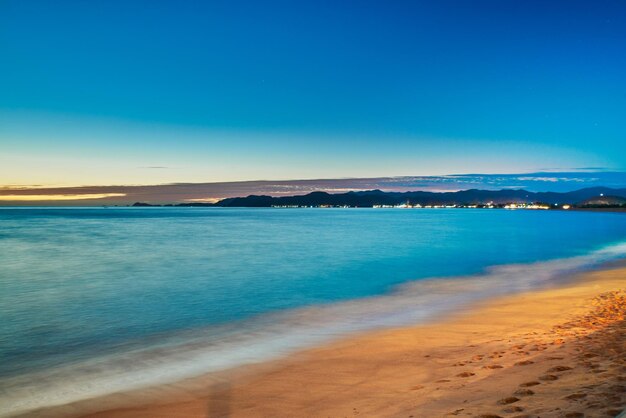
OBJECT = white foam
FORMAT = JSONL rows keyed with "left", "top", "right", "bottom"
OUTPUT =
{"left": 1, "top": 241, "right": 626, "bottom": 417}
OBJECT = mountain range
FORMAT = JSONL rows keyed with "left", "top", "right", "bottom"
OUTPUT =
{"left": 145, "top": 187, "right": 626, "bottom": 208}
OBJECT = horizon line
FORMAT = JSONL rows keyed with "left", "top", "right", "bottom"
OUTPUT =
{"left": 1, "top": 171, "right": 625, "bottom": 206}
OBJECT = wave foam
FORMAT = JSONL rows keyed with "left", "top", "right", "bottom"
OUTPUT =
{"left": 2, "top": 241, "right": 626, "bottom": 417}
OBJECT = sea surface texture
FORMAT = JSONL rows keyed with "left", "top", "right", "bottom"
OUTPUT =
{"left": 1, "top": 207, "right": 626, "bottom": 415}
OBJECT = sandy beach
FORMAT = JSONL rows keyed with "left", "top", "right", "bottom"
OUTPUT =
{"left": 23, "top": 266, "right": 625, "bottom": 418}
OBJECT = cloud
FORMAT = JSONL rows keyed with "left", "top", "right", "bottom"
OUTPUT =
{"left": 537, "top": 166, "right": 609, "bottom": 172}
{"left": 571, "top": 167, "right": 609, "bottom": 171}
{"left": 515, "top": 176, "right": 590, "bottom": 183}
{"left": 0, "top": 185, "right": 46, "bottom": 190}
{"left": 0, "top": 193, "right": 127, "bottom": 201}
{"left": 1, "top": 171, "right": 625, "bottom": 205}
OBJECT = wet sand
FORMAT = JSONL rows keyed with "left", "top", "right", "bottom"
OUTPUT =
{"left": 28, "top": 267, "right": 625, "bottom": 418}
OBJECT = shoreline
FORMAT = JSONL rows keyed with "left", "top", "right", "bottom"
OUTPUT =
{"left": 3, "top": 245, "right": 626, "bottom": 418}
{"left": 19, "top": 264, "right": 625, "bottom": 418}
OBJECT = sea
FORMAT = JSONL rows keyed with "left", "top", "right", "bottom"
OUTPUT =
{"left": 1, "top": 207, "right": 626, "bottom": 416}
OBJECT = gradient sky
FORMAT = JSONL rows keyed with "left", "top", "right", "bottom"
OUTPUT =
{"left": 1, "top": 0, "right": 625, "bottom": 189}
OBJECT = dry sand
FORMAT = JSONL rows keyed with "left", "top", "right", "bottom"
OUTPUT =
{"left": 28, "top": 267, "right": 625, "bottom": 418}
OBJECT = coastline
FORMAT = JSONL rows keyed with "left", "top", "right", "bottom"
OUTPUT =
{"left": 21, "top": 264, "right": 625, "bottom": 418}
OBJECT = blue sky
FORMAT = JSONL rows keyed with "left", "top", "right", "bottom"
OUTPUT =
{"left": 1, "top": 0, "right": 625, "bottom": 188}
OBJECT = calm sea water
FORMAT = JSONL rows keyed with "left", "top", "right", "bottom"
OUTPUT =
{"left": 1, "top": 207, "right": 626, "bottom": 415}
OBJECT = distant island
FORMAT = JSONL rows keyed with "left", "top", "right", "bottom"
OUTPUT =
{"left": 131, "top": 186, "right": 626, "bottom": 209}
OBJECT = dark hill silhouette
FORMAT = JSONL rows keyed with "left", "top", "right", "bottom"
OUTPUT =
{"left": 578, "top": 195, "right": 626, "bottom": 208}
{"left": 212, "top": 187, "right": 626, "bottom": 207}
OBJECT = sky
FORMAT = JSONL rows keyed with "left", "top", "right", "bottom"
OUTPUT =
{"left": 2, "top": 172, "right": 626, "bottom": 206}
{"left": 1, "top": 0, "right": 626, "bottom": 200}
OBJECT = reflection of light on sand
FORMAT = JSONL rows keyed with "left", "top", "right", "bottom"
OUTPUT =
{"left": 0, "top": 193, "right": 126, "bottom": 201}
{"left": 2, "top": 241, "right": 626, "bottom": 417}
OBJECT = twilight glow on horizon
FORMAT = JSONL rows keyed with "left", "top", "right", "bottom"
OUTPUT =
{"left": 1, "top": 0, "right": 625, "bottom": 193}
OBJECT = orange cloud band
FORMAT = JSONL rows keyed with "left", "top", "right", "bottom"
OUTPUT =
{"left": 0, "top": 193, "right": 127, "bottom": 201}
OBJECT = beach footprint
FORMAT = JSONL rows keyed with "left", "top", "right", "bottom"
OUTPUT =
{"left": 513, "top": 389, "right": 534, "bottom": 396}
{"left": 547, "top": 365, "right": 573, "bottom": 372}
{"left": 497, "top": 396, "right": 520, "bottom": 405}
{"left": 563, "top": 393, "right": 586, "bottom": 401}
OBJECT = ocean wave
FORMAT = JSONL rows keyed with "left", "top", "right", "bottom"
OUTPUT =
{"left": 2, "top": 241, "right": 626, "bottom": 417}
